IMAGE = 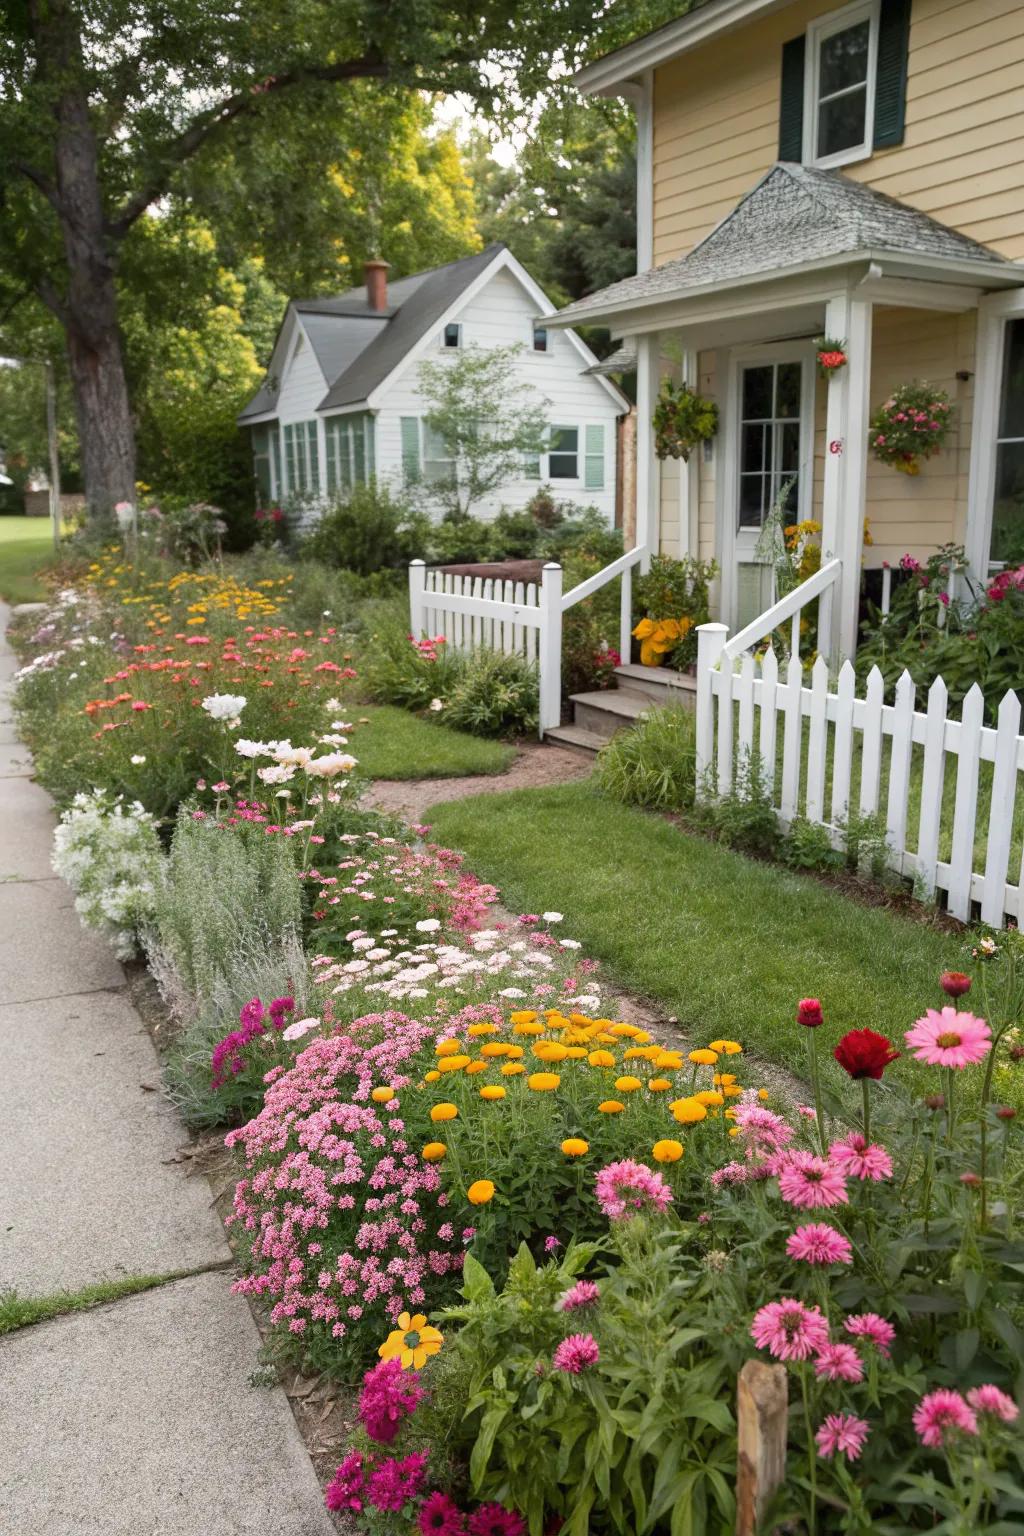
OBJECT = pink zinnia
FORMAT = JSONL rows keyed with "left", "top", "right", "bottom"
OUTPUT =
{"left": 552, "top": 1332, "right": 600, "bottom": 1374}
{"left": 829, "top": 1135, "right": 893, "bottom": 1182}
{"left": 467, "top": 1506, "right": 526, "bottom": 1536}
{"left": 967, "top": 1384, "right": 1019, "bottom": 1423}
{"left": 843, "top": 1312, "right": 895, "bottom": 1358}
{"left": 418, "top": 1491, "right": 465, "bottom": 1535}
{"left": 786, "top": 1223, "right": 853, "bottom": 1265}
{"left": 814, "top": 1342, "right": 864, "bottom": 1383}
{"left": 778, "top": 1152, "right": 848, "bottom": 1209}
{"left": 816, "top": 1413, "right": 870, "bottom": 1462}
{"left": 913, "top": 1389, "right": 979, "bottom": 1448}
{"left": 558, "top": 1280, "right": 600, "bottom": 1311}
{"left": 594, "top": 1160, "right": 673, "bottom": 1221}
{"left": 750, "top": 1299, "right": 830, "bottom": 1361}
{"left": 904, "top": 1007, "right": 991, "bottom": 1068}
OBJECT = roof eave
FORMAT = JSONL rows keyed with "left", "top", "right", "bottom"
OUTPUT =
{"left": 574, "top": 0, "right": 793, "bottom": 96}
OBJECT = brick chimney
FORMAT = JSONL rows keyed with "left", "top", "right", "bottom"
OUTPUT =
{"left": 364, "top": 258, "right": 390, "bottom": 312}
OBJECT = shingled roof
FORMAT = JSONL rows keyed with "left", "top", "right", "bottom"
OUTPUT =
{"left": 553, "top": 163, "right": 1021, "bottom": 326}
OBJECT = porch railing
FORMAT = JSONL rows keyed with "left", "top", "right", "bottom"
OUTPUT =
{"left": 722, "top": 557, "right": 841, "bottom": 665}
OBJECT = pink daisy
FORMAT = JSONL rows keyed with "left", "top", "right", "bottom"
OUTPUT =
{"left": 778, "top": 1152, "right": 849, "bottom": 1210}
{"left": 750, "top": 1299, "right": 830, "bottom": 1362}
{"left": 904, "top": 1008, "right": 991, "bottom": 1069}
{"left": 966, "top": 1385, "right": 1019, "bottom": 1423}
{"left": 814, "top": 1342, "right": 864, "bottom": 1383}
{"left": 913, "top": 1389, "right": 979, "bottom": 1448}
{"left": 552, "top": 1333, "right": 600, "bottom": 1375}
{"left": 786, "top": 1223, "right": 853, "bottom": 1265}
{"left": 843, "top": 1313, "right": 895, "bottom": 1358}
{"left": 829, "top": 1135, "right": 893, "bottom": 1182}
{"left": 815, "top": 1413, "right": 870, "bottom": 1462}
{"left": 558, "top": 1280, "right": 600, "bottom": 1312}
{"left": 594, "top": 1160, "right": 673, "bottom": 1221}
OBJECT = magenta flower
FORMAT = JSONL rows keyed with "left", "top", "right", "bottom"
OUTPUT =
{"left": 367, "top": 1450, "right": 429, "bottom": 1512}
{"left": 418, "top": 1490, "right": 466, "bottom": 1534}
{"left": 750, "top": 1299, "right": 830, "bottom": 1362}
{"left": 904, "top": 1007, "right": 991, "bottom": 1068}
{"left": 778, "top": 1153, "right": 849, "bottom": 1209}
{"left": 814, "top": 1342, "right": 864, "bottom": 1383}
{"left": 594, "top": 1160, "right": 673, "bottom": 1221}
{"left": 467, "top": 1506, "right": 526, "bottom": 1536}
{"left": 829, "top": 1135, "right": 893, "bottom": 1182}
{"left": 816, "top": 1413, "right": 870, "bottom": 1462}
{"left": 786, "top": 1223, "right": 853, "bottom": 1265}
{"left": 359, "top": 1358, "right": 424, "bottom": 1444}
{"left": 558, "top": 1280, "right": 600, "bottom": 1312}
{"left": 913, "top": 1389, "right": 979, "bottom": 1448}
{"left": 843, "top": 1312, "right": 895, "bottom": 1358}
{"left": 552, "top": 1333, "right": 600, "bottom": 1374}
{"left": 325, "top": 1451, "right": 364, "bottom": 1512}
{"left": 966, "top": 1384, "right": 1019, "bottom": 1423}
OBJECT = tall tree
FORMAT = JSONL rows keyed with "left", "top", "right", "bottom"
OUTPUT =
{"left": 0, "top": 0, "right": 628, "bottom": 516}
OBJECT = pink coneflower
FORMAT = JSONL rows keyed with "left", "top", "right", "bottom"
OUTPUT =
{"left": 904, "top": 1007, "right": 991, "bottom": 1068}
{"left": 419, "top": 1491, "right": 466, "bottom": 1534}
{"left": 558, "top": 1280, "right": 600, "bottom": 1312}
{"left": 829, "top": 1135, "right": 894, "bottom": 1182}
{"left": 814, "top": 1342, "right": 864, "bottom": 1383}
{"left": 778, "top": 1152, "right": 849, "bottom": 1209}
{"left": 750, "top": 1299, "right": 830, "bottom": 1361}
{"left": 732, "top": 1103, "right": 795, "bottom": 1157}
{"left": 552, "top": 1333, "right": 600, "bottom": 1374}
{"left": 913, "top": 1389, "right": 979, "bottom": 1448}
{"left": 467, "top": 1506, "right": 526, "bottom": 1536}
{"left": 843, "top": 1313, "right": 895, "bottom": 1358}
{"left": 966, "top": 1385, "right": 1019, "bottom": 1423}
{"left": 594, "top": 1160, "right": 673, "bottom": 1221}
{"left": 786, "top": 1223, "right": 853, "bottom": 1265}
{"left": 815, "top": 1413, "right": 870, "bottom": 1462}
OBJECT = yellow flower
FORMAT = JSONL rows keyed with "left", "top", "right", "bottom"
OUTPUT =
{"left": 709, "top": 1040, "right": 743, "bottom": 1055}
{"left": 480, "top": 1042, "right": 510, "bottom": 1058}
{"left": 422, "top": 1142, "right": 447, "bottom": 1161}
{"left": 437, "top": 1054, "right": 471, "bottom": 1073}
{"left": 694, "top": 1090, "right": 724, "bottom": 1107}
{"left": 514, "top": 1021, "right": 545, "bottom": 1037}
{"left": 501, "top": 1063, "right": 525, "bottom": 1076}
{"left": 465, "top": 1061, "right": 488, "bottom": 1075}
{"left": 648, "top": 1077, "right": 673, "bottom": 1092}
{"left": 424, "top": 1070, "right": 441, "bottom": 1083}
{"left": 722, "top": 1085, "right": 743, "bottom": 1097}
{"left": 758, "top": 1088, "right": 770, "bottom": 1101}
{"left": 371, "top": 1087, "right": 394, "bottom": 1104}
{"left": 504, "top": 1044, "right": 524, "bottom": 1059}
{"left": 608, "top": 1023, "right": 638, "bottom": 1038}
{"left": 729, "top": 1126, "right": 741, "bottom": 1136}
{"left": 614, "top": 1075, "right": 642, "bottom": 1092}
{"left": 671, "top": 1097, "right": 708, "bottom": 1125}
{"left": 652, "top": 1139, "right": 684, "bottom": 1163}
{"left": 509, "top": 1010, "right": 538, "bottom": 1025}
{"left": 431, "top": 1103, "right": 458, "bottom": 1123}
{"left": 379, "top": 1311, "right": 444, "bottom": 1370}
{"left": 468, "top": 1023, "right": 499, "bottom": 1037}
{"left": 713, "top": 1073, "right": 737, "bottom": 1087}
{"left": 435, "top": 1039, "right": 461, "bottom": 1057}
{"left": 564, "top": 1046, "right": 588, "bottom": 1059}
{"left": 561, "top": 1137, "right": 589, "bottom": 1157}
{"left": 689, "top": 1049, "right": 719, "bottom": 1066}
{"left": 467, "top": 1179, "right": 495, "bottom": 1205}
{"left": 528, "top": 1072, "right": 560, "bottom": 1092}
{"left": 654, "top": 1050, "right": 684, "bottom": 1070}
{"left": 632, "top": 1030, "right": 652, "bottom": 1045}
{"left": 588, "top": 1050, "right": 616, "bottom": 1068}
{"left": 480, "top": 1085, "right": 506, "bottom": 1101}
{"left": 598, "top": 1100, "right": 625, "bottom": 1114}
{"left": 534, "top": 1041, "right": 568, "bottom": 1062}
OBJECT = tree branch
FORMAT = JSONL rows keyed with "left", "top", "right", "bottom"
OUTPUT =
{"left": 107, "top": 52, "right": 391, "bottom": 237}
{"left": 14, "top": 161, "right": 62, "bottom": 214}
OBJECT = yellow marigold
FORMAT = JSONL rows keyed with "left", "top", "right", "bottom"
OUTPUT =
{"left": 561, "top": 1137, "right": 589, "bottom": 1157}
{"left": 587, "top": 1050, "right": 616, "bottom": 1068}
{"left": 632, "top": 1030, "right": 652, "bottom": 1044}
{"left": 480, "top": 1042, "right": 509, "bottom": 1058}
{"left": 501, "top": 1063, "right": 525, "bottom": 1076}
{"left": 564, "top": 1046, "right": 588, "bottom": 1059}
{"left": 371, "top": 1087, "right": 395, "bottom": 1104}
{"left": 608, "top": 1023, "right": 638, "bottom": 1038}
{"left": 722, "top": 1085, "right": 743, "bottom": 1097}
{"left": 504, "top": 1044, "right": 524, "bottom": 1059}
{"left": 689, "top": 1049, "right": 719, "bottom": 1066}
{"left": 709, "top": 1039, "right": 743, "bottom": 1055}
{"left": 534, "top": 1041, "right": 568, "bottom": 1062}
{"left": 422, "top": 1142, "right": 447, "bottom": 1161}
{"left": 528, "top": 1072, "right": 560, "bottom": 1092}
{"left": 437, "top": 1054, "right": 471, "bottom": 1073}
{"left": 623, "top": 1046, "right": 654, "bottom": 1062}
{"left": 695, "top": 1090, "right": 724, "bottom": 1107}
{"left": 725, "top": 1107, "right": 737, "bottom": 1120}
{"left": 514, "top": 1021, "right": 545, "bottom": 1037}
{"left": 468, "top": 1023, "right": 499, "bottom": 1037}
{"left": 648, "top": 1077, "right": 673, "bottom": 1092}
{"left": 671, "top": 1097, "right": 708, "bottom": 1125}
{"left": 480, "top": 1085, "right": 506, "bottom": 1101}
{"left": 598, "top": 1100, "right": 625, "bottom": 1114}
{"left": 714, "top": 1073, "right": 738, "bottom": 1087}
{"left": 595, "top": 1031, "right": 618, "bottom": 1043}
{"left": 509, "top": 1010, "right": 538, "bottom": 1025}
{"left": 465, "top": 1062, "right": 488, "bottom": 1076}
{"left": 424, "top": 1070, "right": 441, "bottom": 1083}
{"left": 568, "top": 1013, "right": 594, "bottom": 1026}
{"left": 614, "top": 1075, "right": 642, "bottom": 1093}
{"left": 654, "top": 1050, "right": 684, "bottom": 1070}
{"left": 435, "top": 1039, "right": 461, "bottom": 1057}
{"left": 652, "top": 1139, "right": 684, "bottom": 1163}
{"left": 758, "top": 1088, "right": 770, "bottom": 1101}
{"left": 431, "top": 1103, "right": 458, "bottom": 1123}
{"left": 729, "top": 1126, "right": 741, "bottom": 1136}
{"left": 467, "top": 1180, "right": 495, "bottom": 1206}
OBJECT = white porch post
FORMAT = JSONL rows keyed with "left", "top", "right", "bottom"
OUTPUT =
{"left": 679, "top": 346, "right": 700, "bottom": 558}
{"left": 820, "top": 293, "right": 873, "bottom": 659}
{"left": 635, "top": 333, "right": 661, "bottom": 572}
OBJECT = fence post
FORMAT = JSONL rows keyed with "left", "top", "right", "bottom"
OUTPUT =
{"left": 735, "top": 1359, "right": 788, "bottom": 1536}
{"left": 695, "top": 622, "right": 728, "bottom": 800}
{"left": 408, "top": 559, "right": 426, "bottom": 640}
{"left": 538, "top": 562, "right": 563, "bottom": 739}
{"left": 620, "top": 563, "right": 633, "bottom": 665}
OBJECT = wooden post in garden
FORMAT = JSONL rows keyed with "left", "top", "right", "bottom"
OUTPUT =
{"left": 735, "top": 1359, "right": 788, "bottom": 1536}
{"left": 695, "top": 621, "right": 728, "bottom": 800}
{"left": 538, "top": 561, "right": 563, "bottom": 740}
{"left": 409, "top": 559, "right": 426, "bottom": 640}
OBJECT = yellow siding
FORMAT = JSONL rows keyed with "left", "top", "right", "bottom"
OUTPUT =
{"left": 652, "top": 0, "right": 1024, "bottom": 264}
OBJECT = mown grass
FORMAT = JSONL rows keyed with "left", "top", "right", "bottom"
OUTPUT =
{"left": 351, "top": 704, "right": 515, "bottom": 780}
{"left": 427, "top": 779, "right": 974, "bottom": 1102}
{"left": 0, "top": 1268, "right": 200, "bottom": 1334}
{"left": 0, "top": 514, "right": 58, "bottom": 604}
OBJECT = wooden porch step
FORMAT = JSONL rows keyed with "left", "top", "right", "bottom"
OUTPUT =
{"left": 568, "top": 688, "right": 652, "bottom": 740}
{"left": 544, "top": 724, "right": 609, "bottom": 756}
{"left": 612, "top": 663, "right": 697, "bottom": 708}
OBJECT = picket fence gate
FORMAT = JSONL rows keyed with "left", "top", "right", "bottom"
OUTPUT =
{"left": 695, "top": 622, "right": 1024, "bottom": 929}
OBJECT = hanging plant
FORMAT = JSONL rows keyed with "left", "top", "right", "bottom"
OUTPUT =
{"left": 869, "top": 381, "right": 954, "bottom": 476}
{"left": 814, "top": 336, "right": 848, "bottom": 376}
{"left": 652, "top": 378, "right": 718, "bottom": 461}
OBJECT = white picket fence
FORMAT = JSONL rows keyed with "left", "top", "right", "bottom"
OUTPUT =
{"left": 696, "top": 622, "right": 1024, "bottom": 928}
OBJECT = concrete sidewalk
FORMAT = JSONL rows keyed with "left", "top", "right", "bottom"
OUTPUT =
{"left": 0, "top": 600, "right": 335, "bottom": 1534}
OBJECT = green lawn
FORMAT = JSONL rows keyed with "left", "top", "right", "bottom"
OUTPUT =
{"left": 427, "top": 779, "right": 970, "bottom": 1101}
{"left": 0, "top": 514, "right": 58, "bottom": 603}
{"left": 351, "top": 704, "right": 515, "bottom": 780}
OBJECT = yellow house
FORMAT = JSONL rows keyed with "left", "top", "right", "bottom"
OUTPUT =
{"left": 550, "top": 0, "right": 1024, "bottom": 657}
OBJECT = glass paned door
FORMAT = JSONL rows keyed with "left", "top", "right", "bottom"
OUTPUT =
{"left": 991, "top": 318, "right": 1024, "bottom": 568}
{"left": 733, "top": 354, "right": 809, "bottom": 630}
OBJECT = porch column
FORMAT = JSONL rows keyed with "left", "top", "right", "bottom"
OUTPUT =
{"left": 820, "top": 293, "right": 873, "bottom": 659}
{"left": 679, "top": 345, "right": 699, "bottom": 558}
{"left": 635, "top": 332, "right": 661, "bottom": 571}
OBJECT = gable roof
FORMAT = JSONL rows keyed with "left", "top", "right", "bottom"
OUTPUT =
{"left": 575, "top": 0, "right": 787, "bottom": 97}
{"left": 551, "top": 163, "right": 1024, "bottom": 327}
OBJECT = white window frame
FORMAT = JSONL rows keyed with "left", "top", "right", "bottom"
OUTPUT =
{"left": 967, "top": 290, "right": 1024, "bottom": 578}
{"left": 282, "top": 420, "right": 320, "bottom": 497}
{"left": 441, "top": 322, "right": 462, "bottom": 350}
{"left": 547, "top": 424, "right": 581, "bottom": 483}
{"left": 422, "top": 420, "right": 456, "bottom": 484}
{"left": 803, "top": 0, "right": 879, "bottom": 171}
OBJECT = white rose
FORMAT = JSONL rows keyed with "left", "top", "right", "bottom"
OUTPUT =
{"left": 201, "top": 693, "right": 247, "bottom": 721}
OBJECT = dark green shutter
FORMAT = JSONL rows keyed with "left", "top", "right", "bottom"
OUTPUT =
{"left": 778, "top": 35, "right": 806, "bottom": 161}
{"left": 873, "top": 0, "right": 911, "bottom": 149}
{"left": 400, "top": 417, "right": 421, "bottom": 483}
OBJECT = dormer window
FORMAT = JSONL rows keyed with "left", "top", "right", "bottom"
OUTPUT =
{"left": 443, "top": 322, "right": 462, "bottom": 349}
{"left": 805, "top": 2, "right": 878, "bottom": 167}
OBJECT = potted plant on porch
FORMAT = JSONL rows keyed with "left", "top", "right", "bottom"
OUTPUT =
{"left": 631, "top": 554, "right": 717, "bottom": 669}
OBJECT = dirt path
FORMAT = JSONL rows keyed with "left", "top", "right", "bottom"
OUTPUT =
{"left": 363, "top": 740, "right": 592, "bottom": 824}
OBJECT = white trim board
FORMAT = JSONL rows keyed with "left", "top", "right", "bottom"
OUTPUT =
{"left": 575, "top": 0, "right": 795, "bottom": 96}
{"left": 966, "top": 289, "right": 1024, "bottom": 580}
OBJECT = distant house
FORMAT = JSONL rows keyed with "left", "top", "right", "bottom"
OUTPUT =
{"left": 238, "top": 245, "right": 629, "bottom": 527}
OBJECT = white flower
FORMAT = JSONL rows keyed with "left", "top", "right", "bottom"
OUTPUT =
{"left": 274, "top": 743, "right": 313, "bottom": 768}
{"left": 380, "top": 928, "right": 398, "bottom": 937}
{"left": 559, "top": 938, "right": 582, "bottom": 950}
{"left": 130, "top": 754, "right": 147, "bottom": 765}
{"left": 330, "top": 720, "right": 353, "bottom": 731}
{"left": 416, "top": 918, "right": 442, "bottom": 933}
{"left": 305, "top": 752, "right": 357, "bottom": 778}
{"left": 234, "top": 738, "right": 270, "bottom": 759}
{"left": 429, "top": 698, "right": 444, "bottom": 712}
{"left": 201, "top": 693, "right": 247, "bottom": 722}
{"left": 282, "top": 1017, "right": 320, "bottom": 1041}
{"left": 257, "top": 763, "right": 296, "bottom": 785}
{"left": 498, "top": 987, "right": 527, "bottom": 998}
{"left": 324, "top": 697, "right": 342, "bottom": 711}
{"left": 319, "top": 733, "right": 349, "bottom": 748}
{"left": 542, "top": 911, "right": 563, "bottom": 923}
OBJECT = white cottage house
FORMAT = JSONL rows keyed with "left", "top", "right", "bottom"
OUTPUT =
{"left": 238, "top": 244, "right": 629, "bottom": 526}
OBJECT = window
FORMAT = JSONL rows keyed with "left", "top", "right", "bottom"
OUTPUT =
{"left": 549, "top": 426, "right": 578, "bottom": 480}
{"left": 443, "top": 322, "right": 462, "bottom": 349}
{"left": 325, "top": 414, "right": 375, "bottom": 495}
{"left": 422, "top": 422, "right": 456, "bottom": 485}
{"left": 805, "top": 2, "right": 878, "bottom": 166}
{"left": 991, "top": 319, "right": 1024, "bottom": 568}
{"left": 737, "top": 362, "right": 802, "bottom": 530}
{"left": 251, "top": 426, "right": 273, "bottom": 505}
{"left": 533, "top": 326, "right": 549, "bottom": 353}
{"left": 283, "top": 421, "right": 319, "bottom": 495}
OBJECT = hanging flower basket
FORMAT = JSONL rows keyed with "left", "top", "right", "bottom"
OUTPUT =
{"left": 652, "top": 378, "right": 718, "bottom": 461}
{"left": 814, "top": 336, "right": 848, "bottom": 377}
{"left": 869, "top": 381, "right": 953, "bottom": 476}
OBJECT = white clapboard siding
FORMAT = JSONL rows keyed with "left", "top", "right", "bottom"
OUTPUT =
{"left": 695, "top": 624, "right": 1024, "bottom": 930}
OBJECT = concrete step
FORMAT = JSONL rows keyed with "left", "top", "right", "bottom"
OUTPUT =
{"left": 613, "top": 663, "right": 697, "bottom": 708}
{"left": 569, "top": 688, "right": 652, "bottom": 740}
{"left": 544, "top": 724, "right": 609, "bottom": 756}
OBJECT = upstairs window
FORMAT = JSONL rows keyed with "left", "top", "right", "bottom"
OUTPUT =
{"left": 533, "top": 326, "right": 549, "bottom": 353}
{"left": 443, "top": 322, "right": 462, "bottom": 349}
{"left": 806, "top": 2, "right": 877, "bottom": 166}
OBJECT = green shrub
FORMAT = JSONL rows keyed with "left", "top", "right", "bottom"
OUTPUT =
{"left": 782, "top": 815, "right": 840, "bottom": 872}
{"left": 300, "top": 481, "right": 428, "bottom": 574}
{"left": 695, "top": 750, "right": 781, "bottom": 856}
{"left": 442, "top": 648, "right": 538, "bottom": 738}
{"left": 633, "top": 554, "right": 717, "bottom": 670}
{"left": 363, "top": 619, "right": 464, "bottom": 712}
{"left": 595, "top": 705, "right": 697, "bottom": 811}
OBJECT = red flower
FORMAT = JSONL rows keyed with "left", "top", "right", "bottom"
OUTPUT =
{"left": 834, "top": 1028, "right": 900, "bottom": 1081}
{"left": 940, "top": 971, "right": 972, "bottom": 998}
{"left": 797, "top": 998, "right": 823, "bottom": 1028}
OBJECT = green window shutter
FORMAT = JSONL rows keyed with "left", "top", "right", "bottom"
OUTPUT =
{"left": 353, "top": 416, "right": 366, "bottom": 485}
{"left": 365, "top": 415, "right": 376, "bottom": 480}
{"left": 778, "top": 35, "right": 806, "bottom": 161}
{"left": 271, "top": 427, "right": 282, "bottom": 499}
{"left": 584, "top": 424, "right": 605, "bottom": 490}
{"left": 325, "top": 421, "right": 338, "bottom": 494}
{"left": 284, "top": 425, "right": 297, "bottom": 492}
{"left": 400, "top": 416, "right": 421, "bottom": 483}
{"left": 873, "top": 0, "right": 911, "bottom": 149}
{"left": 306, "top": 421, "right": 320, "bottom": 492}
